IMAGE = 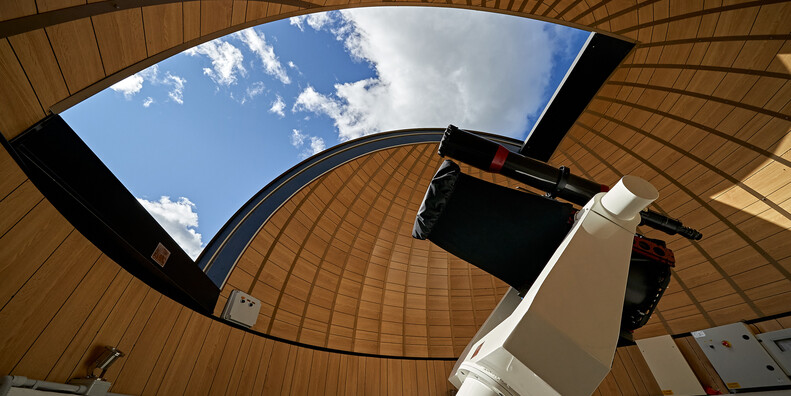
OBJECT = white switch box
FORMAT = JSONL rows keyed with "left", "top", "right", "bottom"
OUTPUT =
{"left": 221, "top": 290, "right": 261, "bottom": 328}
{"left": 693, "top": 322, "right": 791, "bottom": 391}
{"left": 757, "top": 328, "right": 791, "bottom": 376}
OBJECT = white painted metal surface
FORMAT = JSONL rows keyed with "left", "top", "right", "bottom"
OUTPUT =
{"left": 693, "top": 323, "right": 791, "bottom": 391}
{"left": 636, "top": 335, "right": 705, "bottom": 396}
{"left": 221, "top": 290, "right": 261, "bottom": 328}
{"left": 757, "top": 328, "right": 791, "bottom": 376}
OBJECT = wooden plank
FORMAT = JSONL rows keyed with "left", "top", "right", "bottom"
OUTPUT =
{"left": 142, "top": 3, "right": 183, "bottom": 56}
{"left": 61, "top": 275, "right": 149, "bottom": 378}
{"left": 231, "top": 0, "right": 247, "bottom": 25}
{"left": 9, "top": 253, "right": 118, "bottom": 379}
{"left": 388, "top": 359, "right": 403, "bottom": 395}
{"left": 221, "top": 332, "right": 253, "bottom": 396}
{"left": 324, "top": 351, "right": 341, "bottom": 395}
{"left": 610, "top": 350, "right": 638, "bottom": 396}
{"left": 261, "top": 342, "right": 291, "bottom": 394}
{"left": 279, "top": 344, "right": 299, "bottom": 395}
{"left": 99, "top": 289, "right": 163, "bottom": 384}
{"left": 91, "top": 8, "right": 147, "bottom": 74}
{"left": 45, "top": 267, "right": 133, "bottom": 382}
{"left": 46, "top": 19, "right": 105, "bottom": 93}
{"left": 355, "top": 354, "right": 366, "bottom": 394}
{"left": 0, "top": 209, "right": 84, "bottom": 330}
{"left": 201, "top": 0, "right": 233, "bottom": 35}
{"left": 343, "top": 355, "right": 358, "bottom": 394}
{"left": 289, "top": 347, "right": 314, "bottom": 395}
{"left": 237, "top": 335, "right": 267, "bottom": 395}
{"left": 8, "top": 29, "right": 69, "bottom": 111}
{"left": 0, "top": 38, "right": 44, "bottom": 138}
{"left": 307, "top": 350, "right": 328, "bottom": 395}
{"left": 183, "top": 1, "right": 201, "bottom": 42}
{"left": 155, "top": 312, "right": 213, "bottom": 395}
{"left": 109, "top": 297, "right": 183, "bottom": 395}
{"left": 250, "top": 337, "right": 276, "bottom": 395}
{"left": 36, "top": 0, "right": 84, "bottom": 13}
{"left": 0, "top": 180, "right": 43, "bottom": 238}
{"left": 139, "top": 306, "right": 191, "bottom": 395}
{"left": 0, "top": 0, "right": 37, "bottom": 22}
{"left": 183, "top": 319, "right": 233, "bottom": 396}
{"left": 0, "top": 147, "right": 27, "bottom": 200}
{"left": 206, "top": 327, "right": 246, "bottom": 396}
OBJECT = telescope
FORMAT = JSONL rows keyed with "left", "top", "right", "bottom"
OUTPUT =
{"left": 437, "top": 125, "right": 702, "bottom": 240}
{"left": 412, "top": 125, "right": 702, "bottom": 396}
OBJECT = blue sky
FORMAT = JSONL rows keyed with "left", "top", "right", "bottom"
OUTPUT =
{"left": 62, "top": 8, "right": 589, "bottom": 259}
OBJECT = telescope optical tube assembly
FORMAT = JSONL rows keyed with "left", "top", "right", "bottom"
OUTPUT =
{"left": 438, "top": 125, "right": 702, "bottom": 240}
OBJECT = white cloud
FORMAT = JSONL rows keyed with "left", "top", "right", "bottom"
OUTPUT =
{"left": 309, "top": 136, "right": 326, "bottom": 155}
{"left": 236, "top": 28, "right": 290, "bottom": 84}
{"left": 137, "top": 196, "right": 204, "bottom": 260}
{"left": 139, "top": 64, "right": 159, "bottom": 81}
{"left": 164, "top": 73, "right": 186, "bottom": 104}
{"left": 185, "top": 39, "right": 246, "bottom": 86}
{"left": 290, "top": 13, "right": 334, "bottom": 31}
{"left": 110, "top": 74, "right": 144, "bottom": 98}
{"left": 269, "top": 95, "right": 286, "bottom": 117}
{"left": 289, "top": 16, "right": 305, "bottom": 31}
{"left": 291, "top": 8, "right": 567, "bottom": 141}
{"left": 241, "top": 81, "right": 266, "bottom": 104}
{"left": 291, "top": 129, "right": 306, "bottom": 147}
{"left": 288, "top": 61, "right": 297, "bottom": 69}
{"left": 290, "top": 129, "right": 325, "bottom": 158}
{"left": 111, "top": 64, "right": 185, "bottom": 104}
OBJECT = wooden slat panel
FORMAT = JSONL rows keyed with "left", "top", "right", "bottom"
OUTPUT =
{"left": 0, "top": 1, "right": 37, "bottom": 22}
{"left": 8, "top": 253, "right": 116, "bottom": 379}
{"left": 92, "top": 8, "right": 147, "bottom": 74}
{"left": 36, "top": 0, "right": 84, "bottom": 13}
{"left": 109, "top": 298, "right": 184, "bottom": 395}
{"left": 183, "top": 1, "right": 201, "bottom": 42}
{"left": 142, "top": 3, "right": 183, "bottom": 56}
{"left": 0, "top": 148, "right": 27, "bottom": 200}
{"left": 8, "top": 29, "right": 69, "bottom": 111}
{"left": 0, "top": 180, "right": 43, "bottom": 237}
{"left": 201, "top": 0, "right": 233, "bottom": 35}
{"left": 0, "top": 38, "right": 44, "bottom": 138}
{"left": 0, "top": 200, "right": 73, "bottom": 308}
{"left": 46, "top": 19, "right": 104, "bottom": 93}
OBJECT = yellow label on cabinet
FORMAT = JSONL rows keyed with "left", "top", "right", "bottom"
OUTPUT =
{"left": 662, "top": 390, "right": 674, "bottom": 395}
{"left": 727, "top": 382, "right": 741, "bottom": 389}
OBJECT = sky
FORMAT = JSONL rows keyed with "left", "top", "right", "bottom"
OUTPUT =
{"left": 62, "top": 7, "right": 589, "bottom": 260}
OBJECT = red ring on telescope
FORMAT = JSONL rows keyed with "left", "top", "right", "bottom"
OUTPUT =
{"left": 489, "top": 145, "right": 509, "bottom": 172}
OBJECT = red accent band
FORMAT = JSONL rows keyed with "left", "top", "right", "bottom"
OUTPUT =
{"left": 489, "top": 145, "right": 509, "bottom": 172}
{"left": 600, "top": 184, "right": 610, "bottom": 192}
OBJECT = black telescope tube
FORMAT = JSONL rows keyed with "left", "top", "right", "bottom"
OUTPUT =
{"left": 439, "top": 125, "right": 606, "bottom": 207}
{"left": 437, "top": 125, "right": 703, "bottom": 240}
{"left": 640, "top": 209, "right": 703, "bottom": 240}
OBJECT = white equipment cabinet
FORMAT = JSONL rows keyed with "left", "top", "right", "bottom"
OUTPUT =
{"left": 692, "top": 322, "right": 791, "bottom": 391}
{"left": 636, "top": 335, "right": 705, "bottom": 396}
{"left": 757, "top": 328, "right": 791, "bottom": 376}
{"left": 220, "top": 290, "right": 261, "bottom": 328}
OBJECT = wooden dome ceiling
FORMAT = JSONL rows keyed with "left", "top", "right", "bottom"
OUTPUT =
{"left": 214, "top": 142, "right": 515, "bottom": 357}
{"left": 1, "top": 0, "right": 790, "bottom": 365}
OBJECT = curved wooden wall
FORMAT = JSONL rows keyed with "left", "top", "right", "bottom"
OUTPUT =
{"left": 0, "top": 146, "right": 660, "bottom": 394}
{"left": 0, "top": 146, "right": 459, "bottom": 395}
{"left": 215, "top": 143, "right": 511, "bottom": 358}
{"left": 1, "top": 0, "right": 790, "bottom": 394}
